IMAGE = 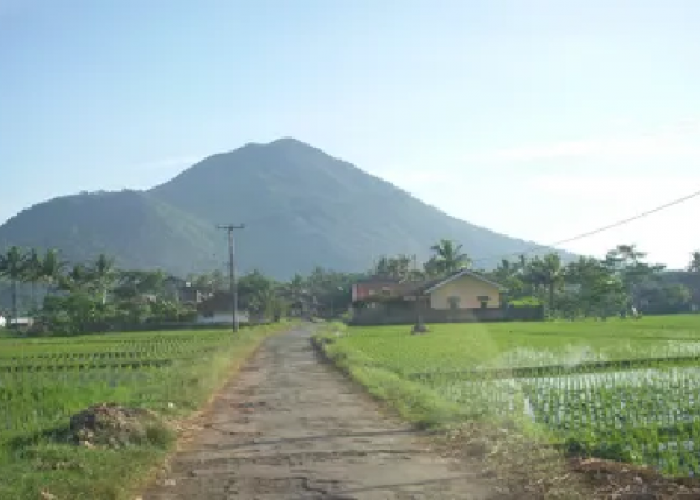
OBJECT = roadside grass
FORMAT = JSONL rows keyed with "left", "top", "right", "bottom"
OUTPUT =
{"left": 0, "top": 323, "right": 290, "bottom": 500}
{"left": 314, "top": 317, "right": 700, "bottom": 499}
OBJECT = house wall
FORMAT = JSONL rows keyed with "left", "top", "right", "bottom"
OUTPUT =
{"left": 196, "top": 312, "right": 249, "bottom": 324}
{"left": 429, "top": 275, "right": 501, "bottom": 309}
{"left": 352, "top": 282, "right": 400, "bottom": 302}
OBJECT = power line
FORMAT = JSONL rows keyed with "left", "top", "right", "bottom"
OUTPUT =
{"left": 471, "top": 186, "right": 700, "bottom": 265}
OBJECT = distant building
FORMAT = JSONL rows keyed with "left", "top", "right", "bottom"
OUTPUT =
{"left": 164, "top": 277, "right": 213, "bottom": 304}
{"left": 195, "top": 292, "right": 249, "bottom": 324}
{"left": 351, "top": 277, "right": 403, "bottom": 302}
{"left": 352, "top": 270, "right": 507, "bottom": 310}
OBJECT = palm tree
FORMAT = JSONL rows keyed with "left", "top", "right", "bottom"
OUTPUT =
{"left": 0, "top": 246, "right": 27, "bottom": 323}
{"left": 60, "top": 263, "right": 88, "bottom": 293}
{"left": 540, "top": 253, "right": 564, "bottom": 312}
{"left": 522, "top": 254, "right": 564, "bottom": 311}
{"left": 23, "top": 249, "right": 43, "bottom": 311}
{"left": 688, "top": 251, "right": 700, "bottom": 273}
{"left": 90, "top": 253, "right": 117, "bottom": 304}
{"left": 429, "top": 239, "right": 471, "bottom": 275}
{"left": 41, "top": 249, "right": 66, "bottom": 295}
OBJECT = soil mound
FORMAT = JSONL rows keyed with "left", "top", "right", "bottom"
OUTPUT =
{"left": 69, "top": 402, "right": 171, "bottom": 449}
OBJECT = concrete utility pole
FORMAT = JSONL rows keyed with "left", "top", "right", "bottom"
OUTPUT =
{"left": 216, "top": 224, "right": 245, "bottom": 332}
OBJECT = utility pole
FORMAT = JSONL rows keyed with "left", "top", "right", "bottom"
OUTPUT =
{"left": 217, "top": 224, "right": 244, "bottom": 332}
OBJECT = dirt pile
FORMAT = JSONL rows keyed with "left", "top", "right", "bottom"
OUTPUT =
{"left": 69, "top": 402, "right": 172, "bottom": 449}
{"left": 571, "top": 457, "right": 700, "bottom": 499}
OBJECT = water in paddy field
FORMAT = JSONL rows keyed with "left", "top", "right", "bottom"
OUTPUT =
{"left": 442, "top": 366, "right": 700, "bottom": 419}
{"left": 430, "top": 363, "right": 700, "bottom": 476}
{"left": 481, "top": 341, "right": 700, "bottom": 370}
{"left": 489, "top": 345, "right": 607, "bottom": 368}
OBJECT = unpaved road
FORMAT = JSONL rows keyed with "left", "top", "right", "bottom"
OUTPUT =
{"left": 143, "top": 326, "right": 491, "bottom": 499}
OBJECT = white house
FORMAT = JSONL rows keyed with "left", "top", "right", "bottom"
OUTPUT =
{"left": 0, "top": 316, "right": 33, "bottom": 328}
{"left": 196, "top": 292, "right": 250, "bottom": 325}
{"left": 196, "top": 311, "right": 250, "bottom": 325}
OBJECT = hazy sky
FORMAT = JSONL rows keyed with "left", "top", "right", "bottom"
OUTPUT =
{"left": 2, "top": 0, "right": 700, "bottom": 268}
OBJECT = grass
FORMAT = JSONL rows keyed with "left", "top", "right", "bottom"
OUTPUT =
{"left": 315, "top": 315, "right": 700, "bottom": 485}
{"left": 335, "top": 316, "right": 700, "bottom": 374}
{"left": 0, "top": 323, "right": 289, "bottom": 500}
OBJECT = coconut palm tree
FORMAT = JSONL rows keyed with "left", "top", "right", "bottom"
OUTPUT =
{"left": 23, "top": 248, "right": 43, "bottom": 311}
{"left": 60, "top": 263, "right": 89, "bottom": 293}
{"left": 688, "top": 251, "right": 700, "bottom": 273}
{"left": 0, "top": 246, "right": 27, "bottom": 323}
{"left": 90, "top": 253, "right": 117, "bottom": 304}
{"left": 41, "top": 249, "right": 66, "bottom": 295}
{"left": 540, "top": 253, "right": 564, "bottom": 312}
{"left": 429, "top": 239, "right": 471, "bottom": 275}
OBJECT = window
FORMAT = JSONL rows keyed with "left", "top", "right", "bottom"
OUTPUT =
{"left": 447, "top": 296, "right": 460, "bottom": 310}
{"left": 477, "top": 295, "right": 490, "bottom": 309}
{"left": 381, "top": 287, "right": 391, "bottom": 296}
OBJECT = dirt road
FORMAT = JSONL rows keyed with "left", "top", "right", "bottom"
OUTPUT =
{"left": 142, "top": 326, "right": 491, "bottom": 499}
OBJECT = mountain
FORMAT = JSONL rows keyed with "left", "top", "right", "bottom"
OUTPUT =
{"left": 0, "top": 138, "right": 567, "bottom": 278}
{"left": 0, "top": 190, "right": 221, "bottom": 273}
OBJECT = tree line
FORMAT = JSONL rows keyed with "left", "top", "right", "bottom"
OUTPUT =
{"left": 369, "top": 241, "right": 700, "bottom": 319}
{"left": 0, "top": 247, "right": 202, "bottom": 334}
{"left": 2, "top": 241, "right": 699, "bottom": 334}
{"left": 0, "top": 246, "right": 363, "bottom": 334}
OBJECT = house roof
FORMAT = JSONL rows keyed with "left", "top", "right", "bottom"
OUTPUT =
{"left": 421, "top": 268, "right": 506, "bottom": 294}
{"left": 197, "top": 292, "right": 234, "bottom": 313}
{"left": 350, "top": 269, "right": 506, "bottom": 304}
{"left": 353, "top": 276, "right": 402, "bottom": 285}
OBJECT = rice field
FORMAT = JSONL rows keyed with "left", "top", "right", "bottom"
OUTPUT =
{"left": 0, "top": 325, "right": 280, "bottom": 500}
{"left": 332, "top": 316, "right": 700, "bottom": 476}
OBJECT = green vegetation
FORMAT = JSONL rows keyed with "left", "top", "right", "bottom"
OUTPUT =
{"left": 0, "top": 242, "right": 366, "bottom": 332}
{"left": 0, "top": 138, "right": 559, "bottom": 279}
{"left": 316, "top": 316, "right": 700, "bottom": 477}
{"left": 0, "top": 324, "right": 284, "bottom": 500}
{"left": 372, "top": 242, "right": 700, "bottom": 319}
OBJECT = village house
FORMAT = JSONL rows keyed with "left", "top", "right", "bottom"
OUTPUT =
{"left": 352, "top": 269, "right": 504, "bottom": 309}
{"left": 195, "top": 292, "right": 250, "bottom": 325}
{"left": 349, "top": 268, "right": 541, "bottom": 325}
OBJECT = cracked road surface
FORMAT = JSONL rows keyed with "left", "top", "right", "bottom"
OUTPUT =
{"left": 142, "top": 326, "right": 491, "bottom": 499}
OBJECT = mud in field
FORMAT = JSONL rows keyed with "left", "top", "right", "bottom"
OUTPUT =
{"left": 141, "top": 326, "right": 491, "bottom": 499}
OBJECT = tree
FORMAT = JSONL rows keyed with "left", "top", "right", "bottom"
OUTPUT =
{"left": 540, "top": 253, "right": 565, "bottom": 313}
{"left": 89, "top": 253, "right": 117, "bottom": 304}
{"left": 41, "top": 249, "right": 66, "bottom": 295}
{"left": 113, "top": 269, "right": 166, "bottom": 301}
{"left": 688, "top": 251, "right": 700, "bottom": 273}
{"left": 429, "top": 239, "right": 471, "bottom": 275}
{"left": 238, "top": 269, "right": 277, "bottom": 317}
{"left": 604, "top": 244, "right": 663, "bottom": 310}
{"left": 522, "top": 254, "right": 564, "bottom": 313}
{"left": 60, "top": 264, "right": 90, "bottom": 293}
{"left": 0, "top": 246, "right": 27, "bottom": 322}
{"left": 423, "top": 257, "right": 442, "bottom": 278}
{"left": 23, "top": 248, "right": 43, "bottom": 311}
{"left": 373, "top": 254, "right": 413, "bottom": 280}
{"left": 565, "top": 256, "right": 616, "bottom": 317}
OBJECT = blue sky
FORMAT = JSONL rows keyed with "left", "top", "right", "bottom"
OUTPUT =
{"left": 1, "top": 0, "right": 700, "bottom": 268}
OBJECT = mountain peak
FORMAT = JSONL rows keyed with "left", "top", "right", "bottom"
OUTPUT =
{"left": 0, "top": 140, "right": 565, "bottom": 278}
{"left": 240, "top": 137, "right": 312, "bottom": 151}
